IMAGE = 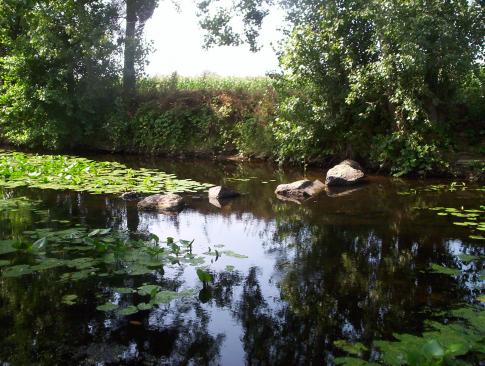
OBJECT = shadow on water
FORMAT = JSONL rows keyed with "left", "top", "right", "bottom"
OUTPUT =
{"left": 0, "top": 155, "right": 483, "bottom": 365}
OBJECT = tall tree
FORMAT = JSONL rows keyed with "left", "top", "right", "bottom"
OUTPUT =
{"left": 122, "top": 0, "right": 159, "bottom": 93}
{"left": 0, "top": 0, "right": 121, "bottom": 148}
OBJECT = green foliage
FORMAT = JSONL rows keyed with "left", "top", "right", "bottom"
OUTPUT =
{"left": 0, "top": 0, "right": 121, "bottom": 149}
{"left": 106, "top": 75, "right": 276, "bottom": 157}
{"left": 335, "top": 234, "right": 485, "bottom": 366}
{"left": 196, "top": 268, "right": 214, "bottom": 285}
{"left": 273, "top": 0, "right": 484, "bottom": 174}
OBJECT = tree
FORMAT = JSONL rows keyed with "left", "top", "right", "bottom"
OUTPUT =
{"left": 198, "top": 0, "right": 484, "bottom": 174}
{"left": 0, "top": 0, "right": 121, "bottom": 148}
{"left": 121, "top": 0, "right": 159, "bottom": 93}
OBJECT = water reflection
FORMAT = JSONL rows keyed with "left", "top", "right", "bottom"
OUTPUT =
{"left": 0, "top": 160, "right": 483, "bottom": 365}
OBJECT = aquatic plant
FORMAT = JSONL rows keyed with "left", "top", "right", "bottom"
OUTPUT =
{"left": 0, "top": 151, "right": 213, "bottom": 195}
{"left": 0, "top": 195, "right": 248, "bottom": 317}
{"left": 428, "top": 205, "right": 485, "bottom": 241}
{"left": 334, "top": 253, "right": 485, "bottom": 365}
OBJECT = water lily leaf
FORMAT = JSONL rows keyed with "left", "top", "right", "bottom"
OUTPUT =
{"left": 118, "top": 306, "right": 139, "bottom": 316}
{"left": 62, "top": 294, "right": 78, "bottom": 305}
{"left": 96, "top": 302, "right": 119, "bottom": 312}
{"left": 0, "top": 240, "right": 17, "bottom": 255}
{"left": 223, "top": 250, "right": 248, "bottom": 259}
{"left": 152, "top": 289, "right": 195, "bottom": 305}
{"left": 2, "top": 264, "right": 33, "bottom": 278}
{"left": 115, "top": 287, "right": 134, "bottom": 294}
{"left": 152, "top": 291, "right": 179, "bottom": 304}
{"left": 430, "top": 264, "right": 460, "bottom": 276}
{"left": 0, "top": 260, "right": 10, "bottom": 267}
{"left": 137, "top": 302, "right": 153, "bottom": 311}
{"left": 88, "top": 229, "right": 101, "bottom": 237}
{"left": 128, "top": 265, "right": 153, "bottom": 276}
{"left": 196, "top": 269, "right": 213, "bottom": 284}
{"left": 458, "top": 254, "right": 478, "bottom": 263}
{"left": 334, "top": 340, "right": 368, "bottom": 356}
{"left": 137, "top": 284, "right": 161, "bottom": 296}
{"left": 469, "top": 235, "right": 485, "bottom": 240}
{"left": 31, "top": 258, "right": 65, "bottom": 270}
{"left": 225, "top": 265, "right": 235, "bottom": 272}
{"left": 334, "top": 357, "right": 377, "bottom": 365}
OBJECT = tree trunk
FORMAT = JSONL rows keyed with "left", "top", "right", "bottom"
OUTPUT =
{"left": 123, "top": 0, "right": 137, "bottom": 95}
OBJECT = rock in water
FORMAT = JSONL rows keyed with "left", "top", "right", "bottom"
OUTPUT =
{"left": 325, "top": 160, "right": 365, "bottom": 186}
{"left": 274, "top": 180, "right": 325, "bottom": 199}
{"left": 208, "top": 186, "right": 240, "bottom": 199}
{"left": 137, "top": 193, "right": 185, "bottom": 212}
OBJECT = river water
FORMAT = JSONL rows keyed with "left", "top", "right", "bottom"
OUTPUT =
{"left": 0, "top": 155, "right": 483, "bottom": 365}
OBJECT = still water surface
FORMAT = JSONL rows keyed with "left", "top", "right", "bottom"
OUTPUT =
{"left": 0, "top": 155, "right": 483, "bottom": 365}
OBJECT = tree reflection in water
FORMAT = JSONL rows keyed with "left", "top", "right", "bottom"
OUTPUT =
{"left": 0, "top": 168, "right": 483, "bottom": 365}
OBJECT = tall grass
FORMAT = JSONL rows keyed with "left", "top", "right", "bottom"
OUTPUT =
{"left": 138, "top": 73, "right": 274, "bottom": 94}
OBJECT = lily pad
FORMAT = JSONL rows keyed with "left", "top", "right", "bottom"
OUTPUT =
{"left": 96, "top": 302, "right": 119, "bottom": 312}
{"left": 118, "top": 306, "right": 139, "bottom": 316}
{"left": 0, "top": 240, "right": 17, "bottom": 255}
{"left": 430, "top": 263, "right": 460, "bottom": 276}
{"left": 137, "top": 302, "right": 153, "bottom": 311}
{"left": 2, "top": 264, "right": 33, "bottom": 278}
{"left": 223, "top": 250, "right": 248, "bottom": 259}
{"left": 62, "top": 294, "right": 78, "bottom": 305}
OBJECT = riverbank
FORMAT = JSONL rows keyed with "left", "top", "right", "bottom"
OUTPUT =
{"left": 1, "top": 75, "right": 483, "bottom": 180}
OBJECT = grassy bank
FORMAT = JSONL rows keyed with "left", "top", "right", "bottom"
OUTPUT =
{"left": 97, "top": 74, "right": 277, "bottom": 159}
{"left": 1, "top": 74, "right": 483, "bottom": 179}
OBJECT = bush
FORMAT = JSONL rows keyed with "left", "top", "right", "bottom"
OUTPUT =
{"left": 272, "top": 0, "right": 483, "bottom": 174}
{"left": 101, "top": 75, "right": 276, "bottom": 157}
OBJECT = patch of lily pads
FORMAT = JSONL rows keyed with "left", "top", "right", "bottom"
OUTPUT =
{"left": 335, "top": 253, "right": 485, "bottom": 365}
{"left": 0, "top": 151, "right": 213, "bottom": 195}
{"left": 0, "top": 195, "right": 249, "bottom": 317}
{"left": 398, "top": 181, "right": 485, "bottom": 195}
{"left": 427, "top": 205, "right": 485, "bottom": 241}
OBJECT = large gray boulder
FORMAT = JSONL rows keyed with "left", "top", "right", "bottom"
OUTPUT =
{"left": 137, "top": 193, "right": 185, "bottom": 212}
{"left": 275, "top": 179, "right": 325, "bottom": 200}
{"left": 208, "top": 186, "right": 240, "bottom": 199}
{"left": 325, "top": 160, "right": 365, "bottom": 186}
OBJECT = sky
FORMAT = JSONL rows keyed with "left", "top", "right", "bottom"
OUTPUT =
{"left": 144, "top": 1, "right": 285, "bottom": 77}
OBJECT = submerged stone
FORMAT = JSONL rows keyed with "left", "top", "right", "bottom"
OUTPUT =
{"left": 274, "top": 179, "right": 325, "bottom": 200}
{"left": 325, "top": 160, "right": 365, "bottom": 186}
{"left": 137, "top": 193, "right": 185, "bottom": 212}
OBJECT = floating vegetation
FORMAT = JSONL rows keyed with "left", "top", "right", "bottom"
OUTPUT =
{"left": 335, "top": 256, "right": 485, "bottom": 366}
{"left": 398, "top": 182, "right": 485, "bottom": 195}
{"left": 336, "top": 307, "right": 485, "bottom": 366}
{"left": 196, "top": 268, "right": 214, "bottom": 287}
{"left": 427, "top": 205, "right": 485, "bottom": 241}
{"left": 62, "top": 294, "right": 78, "bottom": 306}
{"left": 0, "top": 151, "right": 213, "bottom": 195}
{"left": 223, "top": 250, "right": 249, "bottom": 259}
{"left": 0, "top": 223, "right": 207, "bottom": 315}
{"left": 0, "top": 195, "right": 247, "bottom": 317}
{"left": 429, "top": 263, "right": 461, "bottom": 276}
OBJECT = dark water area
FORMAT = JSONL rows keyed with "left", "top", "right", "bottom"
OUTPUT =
{"left": 0, "top": 154, "right": 483, "bottom": 365}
